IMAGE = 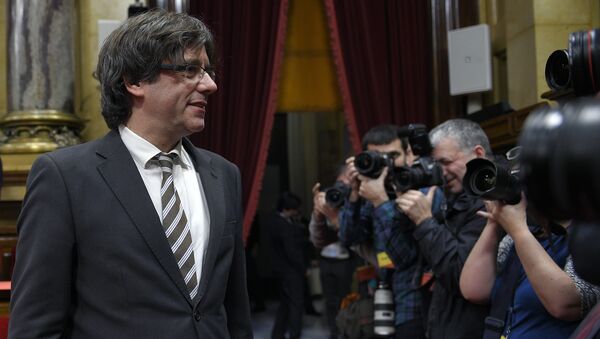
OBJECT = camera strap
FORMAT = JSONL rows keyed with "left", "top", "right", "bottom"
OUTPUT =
{"left": 483, "top": 246, "right": 525, "bottom": 339}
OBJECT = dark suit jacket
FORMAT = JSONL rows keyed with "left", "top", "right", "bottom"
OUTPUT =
{"left": 8, "top": 130, "right": 253, "bottom": 338}
{"left": 267, "top": 213, "right": 308, "bottom": 276}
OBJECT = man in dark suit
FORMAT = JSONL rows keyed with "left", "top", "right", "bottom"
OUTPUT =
{"left": 267, "top": 192, "right": 307, "bottom": 339}
{"left": 8, "top": 9, "right": 252, "bottom": 338}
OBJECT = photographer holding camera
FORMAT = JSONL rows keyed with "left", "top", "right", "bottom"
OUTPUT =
{"left": 394, "top": 119, "right": 491, "bottom": 339}
{"left": 460, "top": 191, "right": 600, "bottom": 339}
{"left": 308, "top": 164, "right": 357, "bottom": 339}
{"left": 338, "top": 124, "right": 429, "bottom": 338}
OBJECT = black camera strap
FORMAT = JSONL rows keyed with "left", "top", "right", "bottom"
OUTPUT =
{"left": 483, "top": 246, "right": 525, "bottom": 339}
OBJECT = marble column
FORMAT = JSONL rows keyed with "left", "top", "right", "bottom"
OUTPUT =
{"left": 148, "top": 0, "right": 189, "bottom": 13}
{"left": 0, "top": 0, "right": 83, "bottom": 154}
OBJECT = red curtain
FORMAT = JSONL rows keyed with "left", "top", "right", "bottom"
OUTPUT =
{"left": 188, "top": 1, "right": 289, "bottom": 242}
{"left": 324, "top": 0, "right": 432, "bottom": 152}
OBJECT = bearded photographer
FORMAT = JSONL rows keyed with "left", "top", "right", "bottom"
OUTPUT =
{"left": 394, "top": 119, "right": 490, "bottom": 339}
{"left": 338, "top": 124, "right": 431, "bottom": 338}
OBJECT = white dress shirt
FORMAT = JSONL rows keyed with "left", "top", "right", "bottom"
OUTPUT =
{"left": 119, "top": 125, "right": 210, "bottom": 285}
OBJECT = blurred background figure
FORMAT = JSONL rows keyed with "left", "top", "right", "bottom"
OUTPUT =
{"left": 267, "top": 191, "right": 308, "bottom": 339}
{"left": 309, "top": 163, "right": 357, "bottom": 339}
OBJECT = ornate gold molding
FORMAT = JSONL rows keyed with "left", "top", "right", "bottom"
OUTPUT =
{"left": 0, "top": 109, "right": 85, "bottom": 154}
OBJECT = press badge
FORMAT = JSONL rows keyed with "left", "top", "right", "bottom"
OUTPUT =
{"left": 377, "top": 252, "right": 395, "bottom": 269}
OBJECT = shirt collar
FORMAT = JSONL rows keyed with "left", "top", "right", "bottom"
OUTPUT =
{"left": 118, "top": 125, "right": 190, "bottom": 169}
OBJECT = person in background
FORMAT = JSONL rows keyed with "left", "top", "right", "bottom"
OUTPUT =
{"left": 268, "top": 191, "right": 307, "bottom": 339}
{"left": 395, "top": 119, "right": 490, "bottom": 339}
{"left": 309, "top": 164, "right": 357, "bottom": 339}
{"left": 339, "top": 124, "right": 427, "bottom": 338}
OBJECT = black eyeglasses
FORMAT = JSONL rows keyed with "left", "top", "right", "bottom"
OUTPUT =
{"left": 159, "top": 64, "right": 216, "bottom": 81}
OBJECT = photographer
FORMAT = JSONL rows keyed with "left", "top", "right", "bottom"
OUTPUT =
{"left": 460, "top": 191, "right": 600, "bottom": 338}
{"left": 395, "top": 119, "right": 490, "bottom": 339}
{"left": 338, "top": 124, "right": 427, "bottom": 338}
{"left": 309, "top": 164, "right": 357, "bottom": 339}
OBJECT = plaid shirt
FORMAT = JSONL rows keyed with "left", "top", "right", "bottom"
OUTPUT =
{"left": 338, "top": 199, "right": 423, "bottom": 325}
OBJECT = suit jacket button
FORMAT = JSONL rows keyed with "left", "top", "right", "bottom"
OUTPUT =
{"left": 194, "top": 310, "right": 201, "bottom": 321}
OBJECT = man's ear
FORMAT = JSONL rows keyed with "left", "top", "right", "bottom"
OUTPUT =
{"left": 124, "top": 79, "right": 144, "bottom": 97}
{"left": 473, "top": 145, "right": 486, "bottom": 158}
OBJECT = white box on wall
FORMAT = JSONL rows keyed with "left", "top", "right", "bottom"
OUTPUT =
{"left": 447, "top": 24, "right": 492, "bottom": 96}
{"left": 98, "top": 20, "right": 122, "bottom": 51}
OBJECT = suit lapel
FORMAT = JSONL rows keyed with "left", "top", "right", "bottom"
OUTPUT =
{"left": 95, "top": 131, "right": 194, "bottom": 306}
{"left": 183, "top": 139, "right": 225, "bottom": 305}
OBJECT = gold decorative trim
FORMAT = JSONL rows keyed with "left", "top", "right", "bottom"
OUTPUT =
{"left": 0, "top": 110, "right": 86, "bottom": 154}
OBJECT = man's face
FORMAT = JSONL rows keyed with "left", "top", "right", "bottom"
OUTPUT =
{"left": 138, "top": 46, "right": 217, "bottom": 139}
{"left": 366, "top": 138, "right": 407, "bottom": 168}
{"left": 432, "top": 137, "right": 476, "bottom": 194}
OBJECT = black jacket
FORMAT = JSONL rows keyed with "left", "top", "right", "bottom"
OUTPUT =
{"left": 412, "top": 191, "right": 490, "bottom": 339}
{"left": 267, "top": 213, "right": 308, "bottom": 276}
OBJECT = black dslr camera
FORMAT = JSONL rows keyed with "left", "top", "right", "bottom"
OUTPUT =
{"left": 353, "top": 124, "right": 443, "bottom": 196}
{"left": 518, "top": 98, "right": 600, "bottom": 284}
{"left": 463, "top": 151, "right": 522, "bottom": 205}
{"left": 545, "top": 29, "right": 600, "bottom": 97}
{"left": 354, "top": 150, "right": 398, "bottom": 198}
{"left": 323, "top": 181, "right": 351, "bottom": 209}
{"left": 393, "top": 124, "right": 444, "bottom": 192}
{"left": 354, "top": 151, "right": 395, "bottom": 179}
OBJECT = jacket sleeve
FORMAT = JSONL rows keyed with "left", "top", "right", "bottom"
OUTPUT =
{"left": 373, "top": 201, "right": 418, "bottom": 271}
{"left": 9, "top": 154, "right": 75, "bottom": 338}
{"left": 223, "top": 165, "right": 253, "bottom": 338}
{"left": 338, "top": 200, "right": 373, "bottom": 247}
{"left": 309, "top": 214, "right": 338, "bottom": 249}
{"left": 411, "top": 203, "right": 486, "bottom": 295}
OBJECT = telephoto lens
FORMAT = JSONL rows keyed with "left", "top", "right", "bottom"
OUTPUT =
{"left": 373, "top": 281, "right": 395, "bottom": 337}
{"left": 463, "top": 158, "right": 521, "bottom": 205}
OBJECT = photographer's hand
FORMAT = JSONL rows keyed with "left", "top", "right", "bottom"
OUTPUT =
{"left": 479, "top": 195, "right": 582, "bottom": 321}
{"left": 312, "top": 183, "right": 339, "bottom": 225}
{"left": 345, "top": 156, "right": 361, "bottom": 202}
{"left": 396, "top": 186, "right": 436, "bottom": 225}
{"left": 358, "top": 167, "right": 389, "bottom": 208}
{"left": 478, "top": 195, "right": 528, "bottom": 239}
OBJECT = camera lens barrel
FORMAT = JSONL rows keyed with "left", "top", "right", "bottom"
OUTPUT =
{"left": 545, "top": 29, "right": 600, "bottom": 96}
{"left": 464, "top": 158, "right": 521, "bottom": 205}
{"left": 324, "top": 182, "right": 350, "bottom": 208}
{"left": 519, "top": 99, "right": 600, "bottom": 221}
{"left": 545, "top": 49, "right": 571, "bottom": 90}
{"left": 354, "top": 151, "right": 388, "bottom": 178}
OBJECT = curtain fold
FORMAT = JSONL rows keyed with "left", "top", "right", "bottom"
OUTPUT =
{"left": 324, "top": 0, "right": 432, "bottom": 147}
{"left": 188, "top": 0, "right": 289, "bottom": 242}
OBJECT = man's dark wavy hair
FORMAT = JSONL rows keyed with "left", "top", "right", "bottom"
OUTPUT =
{"left": 95, "top": 9, "right": 215, "bottom": 130}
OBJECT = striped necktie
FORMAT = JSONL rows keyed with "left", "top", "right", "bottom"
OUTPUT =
{"left": 156, "top": 152, "right": 199, "bottom": 300}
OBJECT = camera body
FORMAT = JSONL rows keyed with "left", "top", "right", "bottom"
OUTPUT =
{"left": 354, "top": 150, "right": 399, "bottom": 199}
{"left": 323, "top": 181, "right": 351, "bottom": 209}
{"left": 353, "top": 124, "right": 443, "bottom": 195}
{"left": 394, "top": 124, "right": 444, "bottom": 192}
{"left": 393, "top": 157, "right": 444, "bottom": 192}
